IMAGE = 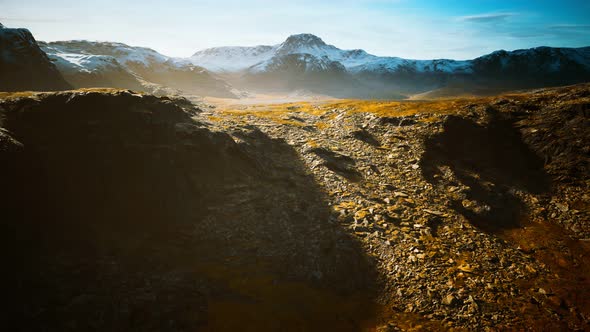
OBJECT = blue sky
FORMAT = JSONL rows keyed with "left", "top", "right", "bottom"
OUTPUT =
{"left": 1, "top": 0, "right": 589, "bottom": 59}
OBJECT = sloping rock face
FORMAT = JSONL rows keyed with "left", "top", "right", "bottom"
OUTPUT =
{"left": 0, "top": 90, "right": 376, "bottom": 331}
{"left": 516, "top": 90, "right": 590, "bottom": 184}
{"left": 0, "top": 25, "right": 71, "bottom": 91}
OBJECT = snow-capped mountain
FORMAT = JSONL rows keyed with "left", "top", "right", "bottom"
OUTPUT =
{"left": 195, "top": 34, "right": 482, "bottom": 97}
{"left": 191, "top": 34, "right": 366, "bottom": 73}
{"left": 193, "top": 33, "right": 590, "bottom": 76}
{"left": 0, "top": 23, "right": 71, "bottom": 91}
{"left": 40, "top": 40, "right": 236, "bottom": 97}
{"left": 191, "top": 33, "right": 474, "bottom": 75}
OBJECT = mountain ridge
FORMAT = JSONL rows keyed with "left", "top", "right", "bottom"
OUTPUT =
{"left": 187, "top": 33, "right": 590, "bottom": 98}
{"left": 0, "top": 23, "right": 72, "bottom": 91}
{"left": 2, "top": 26, "right": 590, "bottom": 98}
{"left": 190, "top": 33, "right": 590, "bottom": 74}
{"left": 39, "top": 40, "right": 237, "bottom": 98}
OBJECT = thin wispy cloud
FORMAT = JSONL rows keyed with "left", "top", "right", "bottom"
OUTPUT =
{"left": 459, "top": 13, "right": 516, "bottom": 23}
{"left": 548, "top": 24, "right": 590, "bottom": 31}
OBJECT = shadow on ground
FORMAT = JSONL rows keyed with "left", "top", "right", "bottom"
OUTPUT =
{"left": 310, "top": 147, "right": 363, "bottom": 182}
{"left": 1, "top": 91, "right": 378, "bottom": 332}
{"left": 420, "top": 108, "right": 551, "bottom": 233}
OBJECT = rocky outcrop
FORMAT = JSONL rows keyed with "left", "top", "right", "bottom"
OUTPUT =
{"left": 0, "top": 24, "right": 71, "bottom": 91}
{"left": 0, "top": 89, "right": 376, "bottom": 331}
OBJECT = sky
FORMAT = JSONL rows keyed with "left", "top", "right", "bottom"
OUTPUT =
{"left": 1, "top": 0, "right": 589, "bottom": 59}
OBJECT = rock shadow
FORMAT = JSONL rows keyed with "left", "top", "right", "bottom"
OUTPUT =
{"left": 419, "top": 108, "right": 551, "bottom": 233}
{"left": 1, "top": 91, "right": 378, "bottom": 332}
{"left": 310, "top": 147, "right": 363, "bottom": 182}
{"left": 351, "top": 129, "right": 381, "bottom": 147}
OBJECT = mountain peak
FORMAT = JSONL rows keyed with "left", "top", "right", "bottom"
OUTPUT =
{"left": 282, "top": 33, "right": 327, "bottom": 47}
{"left": 0, "top": 22, "right": 5, "bottom": 29}
{"left": 276, "top": 33, "right": 336, "bottom": 57}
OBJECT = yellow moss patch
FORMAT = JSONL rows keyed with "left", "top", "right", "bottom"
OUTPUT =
{"left": 418, "top": 115, "right": 442, "bottom": 123}
{"left": 306, "top": 139, "right": 319, "bottom": 148}
{"left": 207, "top": 115, "right": 222, "bottom": 122}
{"left": 0, "top": 91, "right": 40, "bottom": 99}
{"left": 335, "top": 201, "right": 359, "bottom": 211}
{"left": 315, "top": 122, "right": 329, "bottom": 130}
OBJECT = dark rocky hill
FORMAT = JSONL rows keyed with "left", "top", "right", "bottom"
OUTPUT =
{"left": 0, "top": 24, "right": 71, "bottom": 92}
{"left": 0, "top": 89, "right": 375, "bottom": 331}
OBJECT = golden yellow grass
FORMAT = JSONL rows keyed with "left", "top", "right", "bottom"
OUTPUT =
{"left": 0, "top": 91, "right": 41, "bottom": 99}
{"left": 217, "top": 94, "right": 519, "bottom": 120}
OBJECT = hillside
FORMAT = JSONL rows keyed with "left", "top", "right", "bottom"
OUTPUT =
{"left": 1, "top": 84, "right": 589, "bottom": 330}
{"left": 0, "top": 23, "right": 71, "bottom": 91}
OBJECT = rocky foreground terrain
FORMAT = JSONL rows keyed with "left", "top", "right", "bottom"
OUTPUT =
{"left": 1, "top": 84, "right": 589, "bottom": 331}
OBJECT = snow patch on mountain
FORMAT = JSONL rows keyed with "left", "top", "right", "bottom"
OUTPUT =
{"left": 190, "top": 45, "right": 277, "bottom": 72}
{"left": 40, "top": 41, "right": 174, "bottom": 68}
{"left": 248, "top": 53, "right": 345, "bottom": 73}
{"left": 51, "top": 53, "right": 120, "bottom": 73}
{"left": 40, "top": 43, "right": 120, "bottom": 74}
{"left": 348, "top": 57, "right": 473, "bottom": 74}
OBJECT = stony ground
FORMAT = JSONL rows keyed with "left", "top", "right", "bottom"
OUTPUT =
{"left": 202, "top": 84, "right": 590, "bottom": 330}
{"left": 2, "top": 85, "right": 588, "bottom": 331}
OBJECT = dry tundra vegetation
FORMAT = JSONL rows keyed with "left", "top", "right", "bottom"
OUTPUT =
{"left": 1, "top": 84, "right": 589, "bottom": 331}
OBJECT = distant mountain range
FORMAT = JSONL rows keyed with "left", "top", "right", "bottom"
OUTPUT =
{"left": 191, "top": 34, "right": 475, "bottom": 74}
{"left": 191, "top": 33, "right": 590, "bottom": 98}
{"left": 1, "top": 24, "right": 589, "bottom": 98}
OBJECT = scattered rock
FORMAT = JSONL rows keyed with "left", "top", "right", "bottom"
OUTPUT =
{"left": 442, "top": 294, "right": 459, "bottom": 307}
